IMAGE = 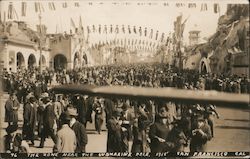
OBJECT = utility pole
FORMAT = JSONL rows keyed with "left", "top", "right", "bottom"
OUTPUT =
{"left": 38, "top": 13, "right": 42, "bottom": 73}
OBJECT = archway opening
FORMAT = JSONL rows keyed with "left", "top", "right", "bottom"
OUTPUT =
{"left": 201, "top": 61, "right": 208, "bottom": 74}
{"left": 16, "top": 52, "right": 25, "bottom": 70}
{"left": 54, "top": 54, "right": 67, "bottom": 71}
{"left": 28, "top": 54, "right": 36, "bottom": 69}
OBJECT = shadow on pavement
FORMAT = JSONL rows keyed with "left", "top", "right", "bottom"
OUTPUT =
{"left": 216, "top": 125, "right": 250, "bottom": 130}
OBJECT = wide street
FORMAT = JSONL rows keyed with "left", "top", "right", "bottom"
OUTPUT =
{"left": 0, "top": 93, "right": 249, "bottom": 153}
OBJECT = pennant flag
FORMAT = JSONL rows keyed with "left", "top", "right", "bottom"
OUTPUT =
{"left": 201, "top": 3, "right": 208, "bottom": 11}
{"left": 87, "top": 26, "right": 91, "bottom": 34}
{"left": 161, "top": 33, "right": 165, "bottom": 42}
{"left": 214, "top": 4, "right": 220, "bottom": 13}
{"left": 115, "top": 25, "right": 119, "bottom": 34}
{"left": 188, "top": 3, "right": 196, "bottom": 8}
{"left": 79, "top": 16, "right": 83, "bottom": 32}
{"left": 92, "top": 25, "right": 96, "bottom": 33}
{"left": 104, "top": 25, "right": 107, "bottom": 34}
{"left": 144, "top": 27, "right": 147, "bottom": 37}
{"left": 40, "top": 3, "right": 45, "bottom": 12}
{"left": 21, "top": 2, "right": 27, "bottom": 16}
{"left": 35, "top": 2, "right": 38, "bottom": 13}
{"left": 70, "top": 18, "right": 76, "bottom": 29}
{"left": 128, "top": 25, "right": 131, "bottom": 34}
{"left": 149, "top": 29, "right": 153, "bottom": 39}
{"left": 48, "top": 2, "right": 56, "bottom": 11}
{"left": 110, "top": 25, "right": 113, "bottom": 33}
{"left": 8, "top": 2, "right": 13, "bottom": 19}
{"left": 139, "top": 27, "right": 142, "bottom": 36}
{"left": 98, "top": 24, "right": 101, "bottom": 34}
{"left": 38, "top": 25, "right": 47, "bottom": 36}
{"left": 174, "top": 15, "right": 183, "bottom": 41}
{"left": 155, "top": 30, "right": 159, "bottom": 40}
{"left": 122, "top": 25, "right": 125, "bottom": 33}
{"left": 179, "top": 17, "right": 189, "bottom": 40}
{"left": 62, "top": 2, "right": 67, "bottom": 8}
{"left": 8, "top": 2, "right": 18, "bottom": 20}
{"left": 133, "top": 26, "right": 137, "bottom": 34}
{"left": 75, "top": 2, "right": 80, "bottom": 7}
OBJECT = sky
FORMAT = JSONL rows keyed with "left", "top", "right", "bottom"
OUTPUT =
{"left": 0, "top": 0, "right": 248, "bottom": 45}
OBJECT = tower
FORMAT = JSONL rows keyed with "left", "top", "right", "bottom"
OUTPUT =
{"left": 189, "top": 30, "right": 200, "bottom": 46}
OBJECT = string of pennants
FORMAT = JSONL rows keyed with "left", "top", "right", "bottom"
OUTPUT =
{"left": 89, "top": 38, "right": 165, "bottom": 53}
{"left": 5, "top": 2, "right": 221, "bottom": 20}
{"left": 84, "top": 24, "right": 166, "bottom": 42}
{"left": 88, "top": 34, "right": 173, "bottom": 53}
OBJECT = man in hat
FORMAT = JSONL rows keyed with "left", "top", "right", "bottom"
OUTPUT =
{"left": 38, "top": 95, "right": 57, "bottom": 148}
{"left": 5, "top": 93, "right": 20, "bottom": 126}
{"left": 93, "top": 97, "right": 104, "bottom": 134}
{"left": 2, "top": 125, "right": 18, "bottom": 152}
{"left": 106, "top": 110, "right": 123, "bottom": 152}
{"left": 167, "top": 118, "right": 189, "bottom": 151}
{"left": 23, "top": 96, "right": 37, "bottom": 146}
{"left": 149, "top": 106, "right": 173, "bottom": 153}
{"left": 67, "top": 107, "right": 88, "bottom": 153}
{"left": 56, "top": 112, "right": 76, "bottom": 153}
{"left": 120, "top": 101, "right": 135, "bottom": 150}
{"left": 190, "top": 115, "right": 212, "bottom": 152}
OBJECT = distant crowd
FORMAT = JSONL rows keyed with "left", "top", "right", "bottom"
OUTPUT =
{"left": 2, "top": 63, "right": 249, "bottom": 99}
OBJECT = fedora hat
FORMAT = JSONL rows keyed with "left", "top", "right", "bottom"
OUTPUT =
{"left": 60, "top": 112, "right": 71, "bottom": 122}
{"left": 67, "top": 108, "right": 78, "bottom": 116}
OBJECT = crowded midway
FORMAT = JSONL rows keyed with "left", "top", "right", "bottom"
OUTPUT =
{"left": 0, "top": 0, "right": 249, "bottom": 156}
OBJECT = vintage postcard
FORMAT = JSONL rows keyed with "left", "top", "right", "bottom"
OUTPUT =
{"left": 0, "top": 0, "right": 249, "bottom": 158}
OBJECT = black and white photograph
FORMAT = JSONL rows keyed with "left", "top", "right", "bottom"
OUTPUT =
{"left": 0, "top": 0, "right": 249, "bottom": 158}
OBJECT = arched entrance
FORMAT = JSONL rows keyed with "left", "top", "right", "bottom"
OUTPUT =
{"left": 16, "top": 52, "right": 25, "bottom": 70}
{"left": 201, "top": 61, "right": 207, "bottom": 74}
{"left": 199, "top": 57, "right": 211, "bottom": 74}
{"left": 28, "top": 54, "right": 36, "bottom": 69}
{"left": 54, "top": 54, "right": 67, "bottom": 71}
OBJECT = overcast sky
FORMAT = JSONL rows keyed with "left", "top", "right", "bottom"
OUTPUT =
{"left": 0, "top": 0, "right": 248, "bottom": 44}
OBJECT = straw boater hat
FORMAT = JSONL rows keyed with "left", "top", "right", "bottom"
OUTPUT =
{"left": 41, "top": 92, "right": 50, "bottom": 102}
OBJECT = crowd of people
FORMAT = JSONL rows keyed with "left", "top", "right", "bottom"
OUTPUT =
{"left": 1, "top": 63, "right": 249, "bottom": 153}
{"left": 2, "top": 63, "right": 250, "bottom": 96}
